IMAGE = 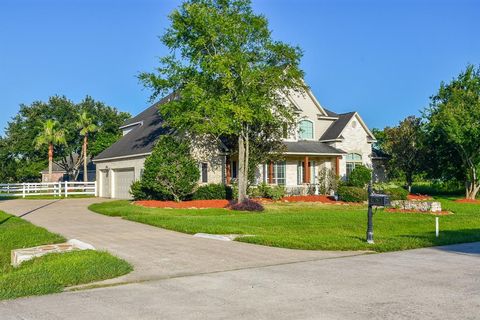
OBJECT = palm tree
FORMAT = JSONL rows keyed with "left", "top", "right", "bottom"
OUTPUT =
{"left": 35, "top": 120, "right": 66, "bottom": 181}
{"left": 77, "top": 111, "right": 97, "bottom": 182}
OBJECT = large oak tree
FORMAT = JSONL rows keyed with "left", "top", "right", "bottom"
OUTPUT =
{"left": 425, "top": 65, "right": 480, "bottom": 199}
{"left": 140, "top": 0, "right": 305, "bottom": 202}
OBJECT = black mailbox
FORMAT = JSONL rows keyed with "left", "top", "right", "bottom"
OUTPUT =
{"left": 369, "top": 194, "right": 391, "bottom": 207}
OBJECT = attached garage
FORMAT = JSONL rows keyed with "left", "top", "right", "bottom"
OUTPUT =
{"left": 113, "top": 168, "right": 135, "bottom": 199}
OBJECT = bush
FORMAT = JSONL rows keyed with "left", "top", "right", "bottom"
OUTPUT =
{"left": 231, "top": 199, "right": 264, "bottom": 212}
{"left": 374, "top": 183, "right": 408, "bottom": 200}
{"left": 131, "top": 136, "right": 200, "bottom": 201}
{"left": 317, "top": 167, "right": 339, "bottom": 195}
{"left": 251, "top": 183, "right": 285, "bottom": 201}
{"left": 411, "top": 181, "right": 464, "bottom": 196}
{"left": 192, "top": 184, "right": 233, "bottom": 200}
{"left": 347, "top": 165, "right": 372, "bottom": 188}
{"left": 337, "top": 186, "right": 368, "bottom": 202}
{"left": 130, "top": 181, "right": 148, "bottom": 201}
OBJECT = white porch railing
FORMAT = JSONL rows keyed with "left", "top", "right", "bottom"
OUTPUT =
{"left": 0, "top": 181, "right": 97, "bottom": 198}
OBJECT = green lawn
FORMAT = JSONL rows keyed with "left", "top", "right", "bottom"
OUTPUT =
{"left": 0, "top": 211, "right": 132, "bottom": 300}
{"left": 89, "top": 198, "right": 480, "bottom": 252}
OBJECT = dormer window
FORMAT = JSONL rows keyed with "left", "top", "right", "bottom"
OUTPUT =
{"left": 298, "top": 119, "right": 314, "bottom": 140}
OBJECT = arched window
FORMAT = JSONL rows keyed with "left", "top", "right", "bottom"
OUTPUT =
{"left": 298, "top": 120, "right": 314, "bottom": 140}
{"left": 346, "top": 153, "right": 362, "bottom": 176}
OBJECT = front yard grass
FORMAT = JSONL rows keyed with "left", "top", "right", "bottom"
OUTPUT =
{"left": 0, "top": 211, "right": 132, "bottom": 300}
{"left": 90, "top": 198, "right": 480, "bottom": 252}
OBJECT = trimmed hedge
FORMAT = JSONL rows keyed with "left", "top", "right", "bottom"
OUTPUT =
{"left": 337, "top": 186, "right": 368, "bottom": 202}
{"left": 192, "top": 184, "right": 233, "bottom": 200}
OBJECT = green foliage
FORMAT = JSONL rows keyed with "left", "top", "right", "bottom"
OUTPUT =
{"left": 139, "top": 0, "right": 305, "bottom": 202}
{"left": 0, "top": 211, "right": 131, "bottom": 299}
{"left": 317, "top": 167, "right": 339, "bottom": 194}
{"left": 373, "top": 183, "right": 408, "bottom": 200}
{"left": 424, "top": 64, "right": 480, "bottom": 199}
{"left": 192, "top": 184, "right": 233, "bottom": 200}
{"left": 135, "top": 136, "right": 200, "bottom": 202}
{"left": 337, "top": 186, "right": 368, "bottom": 202}
{"left": 34, "top": 119, "right": 67, "bottom": 150}
{"left": 252, "top": 183, "right": 285, "bottom": 201}
{"left": 0, "top": 95, "right": 129, "bottom": 182}
{"left": 130, "top": 181, "right": 149, "bottom": 201}
{"left": 347, "top": 165, "right": 372, "bottom": 188}
{"left": 382, "top": 116, "right": 425, "bottom": 187}
{"left": 411, "top": 181, "right": 464, "bottom": 196}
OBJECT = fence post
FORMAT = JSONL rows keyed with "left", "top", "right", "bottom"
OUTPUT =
{"left": 22, "top": 183, "right": 26, "bottom": 198}
{"left": 94, "top": 181, "right": 97, "bottom": 197}
{"left": 64, "top": 181, "right": 68, "bottom": 198}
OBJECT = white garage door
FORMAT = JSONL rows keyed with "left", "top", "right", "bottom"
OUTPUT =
{"left": 114, "top": 168, "right": 135, "bottom": 199}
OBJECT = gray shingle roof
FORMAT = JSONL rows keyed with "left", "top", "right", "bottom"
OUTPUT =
{"left": 283, "top": 141, "right": 345, "bottom": 155}
{"left": 323, "top": 108, "right": 339, "bottom": 117}
{"left": 95, "top": 104, "right": 169, "bottom": 161}
{"left": 320, "top": 112, "right": 356, "bottom": 141}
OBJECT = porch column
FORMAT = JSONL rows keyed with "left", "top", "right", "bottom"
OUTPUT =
{"left": 304, "top": 156, "right": 310, "bottom": 183}
{"left": 335, "top": 156, "right": 340, "bottom": 176}
{"left": 226, "top": 156, "right": 231, "bottom": 185}
{"left": 268, "top": 161, "right": 274, "bottom": 184}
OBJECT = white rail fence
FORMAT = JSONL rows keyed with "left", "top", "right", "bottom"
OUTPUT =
{"left": 0, "top": 182, "right": 97, "bottom": 198}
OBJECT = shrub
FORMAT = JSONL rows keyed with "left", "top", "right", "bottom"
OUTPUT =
{"left": 231, "top": 199, "right": 264, "bottom": 212}
{"left": 192, "top": 184, "right": 233, "bottom": 200}
{"left": 251, "top": 183, "right": 285, "bottom": 201}
{"left": 132, "top": 136, "right": 200, "bottom": 201}
{"left": 337, "top": 185, "right": 368, "bottom": 202}
{"left": 411, "top": 181, "right": 464, "bottom": 196}
{"left": 347, "top": 165, "right": 372, "bottom": 188}
{"left": 317, "top": 167, "right": 339, "bottom": 194}
{"left": 130, "top": 181, "right": 148, "bottom": 201}
{"left": 374, "top": 184, "right": 408, "bottom": 200}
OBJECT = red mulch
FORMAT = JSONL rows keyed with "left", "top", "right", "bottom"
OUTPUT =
{"left": 134, "top": 195, "right": 359, "bottom": 209}
{"left": 386, "top": 208, "right": 452, "bottom": 216}
{"left": 134, "top": 199, "right": 231, "bottom": 209}
{"left": 455, "top": 198, "right": 480, "bottom": 204}
{"left": 407, "top": 194, "right": 433, "bottom": 201}
{"left": 280, "top": 195, "right": 350, "bottom": 204}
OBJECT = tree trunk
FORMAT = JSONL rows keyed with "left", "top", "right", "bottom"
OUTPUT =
{"left": 237, "top": 132, "right": 247, "bottom": 203}
{"left": 466, "top": 167, "right": 480, "bottom": 200}
{"left": 83, "top": 135, "right": 88, "bottom": 182}
{"left": 48, "top": 143, "right": 54, "bottom": 180}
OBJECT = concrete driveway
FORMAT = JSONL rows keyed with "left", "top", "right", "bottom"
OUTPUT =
{"left": 0, "top": 198, "right": 361, "bottom": 284}
{"left": 1, "top": 241, "right": 479, "bottom": 319}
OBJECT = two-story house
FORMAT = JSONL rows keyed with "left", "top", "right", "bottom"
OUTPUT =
{"left": 94, "top": 89, "right": 375, "bottom": 199}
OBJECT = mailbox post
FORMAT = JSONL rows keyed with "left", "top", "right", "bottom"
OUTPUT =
{"left": 367, "top": 182, "right": 374, "bottom": 244}
{"left": 366, "top": 181, "right": 391, "bottom": 244}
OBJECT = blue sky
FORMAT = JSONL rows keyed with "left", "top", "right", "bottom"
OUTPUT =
{"left": 1, "top": 0, "right": 479, "bottom": 135}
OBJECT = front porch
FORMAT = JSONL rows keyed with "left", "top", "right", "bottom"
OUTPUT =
{"left": 225, "top": 154, "right": 342, "bottom": 195}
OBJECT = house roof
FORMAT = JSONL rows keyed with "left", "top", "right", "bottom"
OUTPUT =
{"left": 120, "top": 93, "right": 178, "bottom": 128}
{"left": 319, "top": 112, "right": 357, "bottom": 141}
{"left": 323, "top": 108, "right": 339, "bottom": 118}
{"left": 95, "top": 104, "right": 170, "bottom": 161}
{"left": 283, "top": 141, "right": 345, "bottom": 155}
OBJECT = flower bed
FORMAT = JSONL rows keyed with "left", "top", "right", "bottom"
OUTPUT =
{"left": 408, "top": 194, "right": 433, "bottom": 201}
